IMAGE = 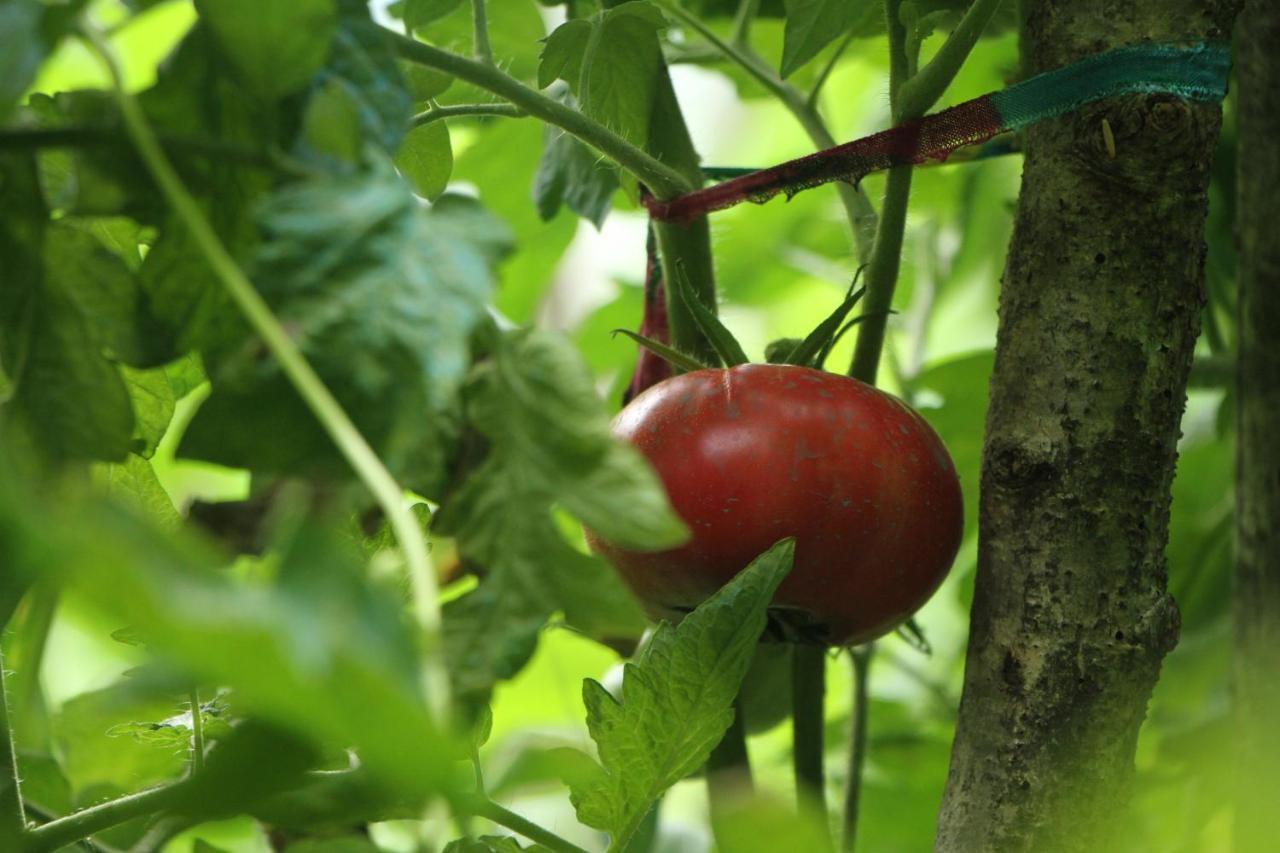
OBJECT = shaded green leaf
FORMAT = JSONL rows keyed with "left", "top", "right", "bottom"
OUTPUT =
{"left": 195, "top": 0, "right": 339, "bottom": 99}
{"left": 780, "top": 0, "right": 875, "bottom": 78}
{"left": 533, "top": 94, "right": 620, "bottom": 227}
{"left": 405, "top": 0, "right": 466, "bottom": 30}
{"left": 569, "top": 540, "right": 795, "bottom": 846}
{"left": 396, "top": 120, "right": 454, "bottom": 200}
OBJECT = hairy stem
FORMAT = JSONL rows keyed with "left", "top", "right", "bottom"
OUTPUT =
{"left": 81, "top": 26, "right": 452, "bottom": 723}
{"left": 470, "top": 798, "right": 591, "bottom": 853}
{"left": 791, "top": 645, "right": 828, "bottom": 822}
{"left": 22, "top": 782, "right": 187, "bottom": 853}
{"left": 1, "top": 650, "right": 25, "bottom": 851}
{"left": 410, "top": 102, "right": 525, "bottom": 128}
{"left": 471, "top": 0, "right": 493, "bottom": 65}
{"left": 390, "top": 31, "right": 692, "bottom": 198}
{"left": 896, "top": 0, "right": 1006, "bottom": 122}
{"left": 188, "top": 688, "right": 204, "bottom": 773}
{"left": 841, "top": 645, "right": 874, "bottom": 853}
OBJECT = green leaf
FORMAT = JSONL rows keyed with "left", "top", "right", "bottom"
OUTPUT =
{"left": 533, "top": 94, "right": 620, "bottom": 227}
{"left": 710, "top": 793, "right": 834, "bottom": 853}
{"left": 400, "top": 60, "right": 454, "bottom": 102}
{"left": 405, "top": 0, "right": 466, "bottom": 30}
{"left": 780, "top": 0, "right": 873, "bottom": 78}
{"left": 302, "top": 78, "right": 365, "bottom": 164}
{"left": 1, "top": 483, "right": 460, "bottom": 800}
{"left": 0, "top": 1, "right": 46, "bottom": 122}
{"left": 538, "top": 3, "right": 667, "bottom": 148}
{"left": 568, "top": 539, "right": 795, "bottom": 847}
{"left": 436, "top": 330, "right": 685, "bottom": 705}
{"left": 180, "top": 170, "right": 504, "bottom": 493}
{"left": 538, "top": 19, "right": 591, "bottom": 90}
{"left": 97, "top": 453, "right": 180, "bottom": 528}
{"left": 672, "top": 267, "right": 749, "bottom": 367}
{"left": 195, "top": 0, "right": 339, "bottom": 99}
{"left": 444, "top": 836, "right": 551, "bottom": 852}
{"left": 396, "top": 121, "right": 454, "bottom": 200}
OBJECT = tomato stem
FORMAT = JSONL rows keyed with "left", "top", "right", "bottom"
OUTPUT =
{"left": 841, "top": 644, "right": 875, "bottom": 853}
{"left": 791, "top": 645, "right": 829, "bottom": 822}
{"left": 706, "top": 701, "right": 753, "bottom": 822}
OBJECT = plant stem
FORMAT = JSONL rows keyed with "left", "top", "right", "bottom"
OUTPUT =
{"left": 791, "top": 645, "right": 828, "bottom": 821}
{"left": 471, "top": 0, "right": 494, "bottom": 65}
{"left": 706, "top": 702, "right": 752, "bottom": 820}
{"left": 188, "top": 688, "right": 204, "bottom": 773}
{"left": 730, "top": 0, "right": 760, "bottom": 45}
{"left": 895, "top": 0, "right": 1005, "bottom": 122}
{"left": 80, "top": 26, "right": 452, "bottom": 724}
{"left": 410, "top": 103, "right": 525, "bottom": 128}
{"left": 807, "top": 31, "right": 857, "bottom": 108}
{"left": 2, "top": 649, "right": 26, "bottom": 851}
{"left": 848, "top": 165, "right": 913, "bottom": 383}
{"left": 22, "top": 782, "right": 188, "bottom": 853}
{"left": 841, "top": 645, "right": 874, "bottom": 853}
{"left": 470, "top": 798, "right": 591, "bottom": 853}
{"left": 0, "top": 127, "right": 277, "bottom": 169}
{"left": 849, "top": 0, "right": 997, "bottom": 382}
{"left": 389, "top": 31, "right": 692, "bottom": 199}
{"left": 655, "top": 0, "right": 876, "bottom": 263}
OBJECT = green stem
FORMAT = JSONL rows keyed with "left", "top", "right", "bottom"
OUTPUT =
{"left": 807, "top": 31, "right": 857, "bottom": 108}
{"left": 471, "top": 0, "right": 493, "bottom": 65}
{"left": 188, "top": 688, "right": 204, "bottom": 773}
{"left": 80, "top": 26, "right": 452, "bottom": 724}
{"left": 791, "top": 645, "right": 828, "bottom": 821}
{"left": 2, "top": 649, "right": 26, "bottom": 851}
{"left": 470, "top": 798, "right": 591, "bottom": 853}
{"left": 730, "top": 0, "right": 760, "bottom": 45}
{"left": 389, "top": 31, "right": 692, "bottom": 199}
{"left": 895, "top": 0, "right": 1005, "bottom": 122}
{"left": 706, "top": 701, "right": 752, "bottom": 818}
{"left": 848, "top": 165, "right": 913, "bottom": 383}
{"left": 410, "top": 103, "right": 525, "bottom": 128}
{"left": 850, "top": 0, "right": 997, "bottom": 381}
{"left": 655, "top": 0, "right": 876, "bottom": 263}
{"left": 22, "top": 782, "right": 188, "bottom": 853}
{"left": 840, "top": 645, "right": 874, "bottom": 853}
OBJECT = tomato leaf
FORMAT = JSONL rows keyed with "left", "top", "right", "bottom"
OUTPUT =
{"left": 404, "top": 0, "right": 466, "bottom": 30}
{"left": 568, "top": 539, "right": 794, "bottom": 847}
{"left": 396, "top": 120, "right": 454, "bottom": 200}
{"left": 179, "top": 172, "right": 507, "bottom": 494}
{"left": 436, "top": 330, "right": 686, "bottom": 708}
{"left": 538, "top": 2, "right": 667, "bottom": 149}
{"left": 779, "top": 0, "right": 875, "bottom": 79}
{"left": 672, "top": 266, "right": 750, "bottom": 367}
{"left": 195, "top": 0, "right": 339, "bottom": 100}
{"left": 0, "top": 2, "right": 47, "bottom": 122}
{"left": 533, "top": 94, "right": 620, "bottom": 228}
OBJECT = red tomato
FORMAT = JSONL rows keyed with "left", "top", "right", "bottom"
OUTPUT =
{"left": 586, "top": 363, "right": 963, "bottom": 646}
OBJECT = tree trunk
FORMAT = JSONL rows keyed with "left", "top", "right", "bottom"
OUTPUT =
{"left": 1233, "top": 1, "right": 1280, "bottom": 849}
{"left": 934, "top": 2, "right": 1238, "bottom": 850}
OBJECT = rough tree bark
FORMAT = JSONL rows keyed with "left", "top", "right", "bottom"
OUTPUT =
{"left": 1233, "top": 1, "right": 1280, "bottom": 849}
{"left": 934, "top": 2, "right": 1238, "bottom": 850}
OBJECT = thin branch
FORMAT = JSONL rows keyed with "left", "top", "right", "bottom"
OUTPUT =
{"left": 80, "top": 25, "right": 452, "bottom": 723}
{"left": 792, "top": 645, "right": 829, "bottom": 826}
{"left": 389, "top": 30, "right": 692, "bottom": 199}
{"left": 410, "top": 102, "right": 526, "bottom": 128}
{"left": 188, "top": 689, "right": 204, "bottom": 774}
{"left": 841, "top": 645, "right": 874, "bottom": 853}
{"left": 471, "top": 0, "right": 494, "bottom": 66}
{"left": 2, "top": 649, "right": 26, "bottom": 850}
{"left": 896, "top": 0, "right": 1004, "bottom": 121}
{"left": 730, "top": 0, "right": 760, "bottom": 46}
{"left": 469, "top": 798, "right": 592, "bottom": 853}
{"left": 22, "top": 782, "right": 188, "bottom": 853}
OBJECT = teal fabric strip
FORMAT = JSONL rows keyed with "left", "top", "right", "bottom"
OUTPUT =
{"left": 989, "top": 42, "right": 1232, "bottom": 129}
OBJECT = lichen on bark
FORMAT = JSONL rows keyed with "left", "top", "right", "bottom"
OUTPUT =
{"left": 934, "top": 1, "right": 1239, "bottom": 850}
